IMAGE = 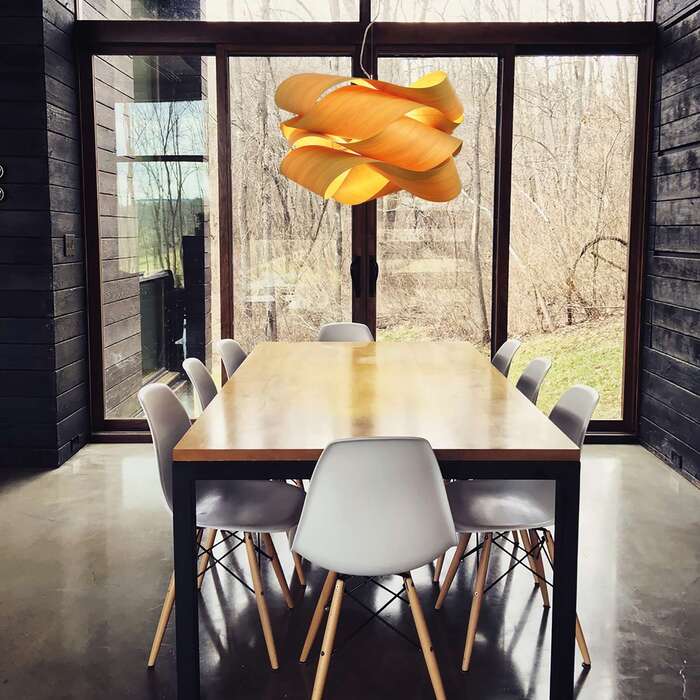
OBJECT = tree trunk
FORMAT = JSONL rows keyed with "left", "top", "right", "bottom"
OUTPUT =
{"left": 469, "top": 82, "right": 490, "bottom": 345}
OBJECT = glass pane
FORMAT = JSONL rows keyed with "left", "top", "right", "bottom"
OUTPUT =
{"left": 207, "top": 0, "right": 357, "bottom": 20}
{"left": 508, "top": 55, "right": 637, "bottom": 419}
{"left": 81, "top": 0, "right": 357, "bottom": 20}
{"left": 376, "top": 57, "right": 497, "bottom": 351}
{"left": 96, "top": 55, "right": 220, "bottom": 419}
{"left": 229, "top": 56, "right": 353, "bottom": 351}
{"left": 377, "top": 0, "right": 647, "bottom": 21}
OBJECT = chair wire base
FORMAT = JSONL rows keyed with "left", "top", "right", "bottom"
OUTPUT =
{"left": 458, "top": 530, "right": 553, "bottom": 596}
{"left": 334, "top": 575, "right": 421, "bottom": 654}
{"left": 196, "top": 530, "right": 275, "bottom": 596}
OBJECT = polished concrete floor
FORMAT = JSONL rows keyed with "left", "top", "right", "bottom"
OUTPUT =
{"left": 0, "top": 444, "right": 698, "bottom": 699}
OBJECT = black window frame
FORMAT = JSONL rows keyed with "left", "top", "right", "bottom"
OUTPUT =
{"left": 76, "top": 3, "right": 655, "bottom": 438}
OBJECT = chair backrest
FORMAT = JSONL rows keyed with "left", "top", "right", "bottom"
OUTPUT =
{"left": 218, "top": 339, "right": 247, "bottom": 382}
{"left": 293, "top": 437, "right": 456, "bottom": 577}
{"left": 138, "top": 383, "right": 191, "bottom": 511}
{"left": 318, "top": 322, "right": 374, "bottom": 342}
{"left": 549, "top": 385, "right": 599, "bottom": 448}
{"left": 492, "top": 338, "right": 522, "bottom": 377}
{"left": 515, "top": 356, "right": 552, "bottom": 405}
{"left": 183, "top": 357, "right": 218, "bottom": 411}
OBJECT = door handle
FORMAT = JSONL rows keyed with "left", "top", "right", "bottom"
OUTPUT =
{"left": 369, "top": 256, "right": 379, "bottom": 297}
{"left": 350, "top": 256, "right": 361, "bottom": 298}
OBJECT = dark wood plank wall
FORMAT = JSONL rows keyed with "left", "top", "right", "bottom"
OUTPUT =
{"left": 642, "top": 0, "right": 700, "bottom": 481}
{"left": 0, "top": 0, "right": 89, "bottom": 468}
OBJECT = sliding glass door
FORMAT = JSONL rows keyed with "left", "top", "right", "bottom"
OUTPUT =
{"left": 228, "top": 56, "right": 353, "bottom": 351}
{"left": 81, "top": 21, "right": 651, "bottom": 434}
{"left": 507, "top": 55, "right": 638, "bottom": 418}
{"left": 375, "top": 57, "right": 497, "bottom": 350}
{"left": 92, "top": 54, "right": 219, "bottom": 419}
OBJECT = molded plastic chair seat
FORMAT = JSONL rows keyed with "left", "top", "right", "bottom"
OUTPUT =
{"left": 492, "top": 338, "right": 522, "bottom": 377}
{"left": 318, "top": 321, "right": 374, "bottom": 342}
{"left": 447, "top": 479, "right": 554, "bottom": 533}
{"left": 293, "top": 437, "right": 456, "bottom": 577}
{"left": 138, "top": 383, "right": 306, "bottom": 670}
{"left": 293, "top": 437, "right": 456, "bottom": 699}
{"left": 434, "top": 385, "right": 600, "bottom": 673}
{"left": 218, "top": 339, "right": 247, "bottom": 381}
{"left": 196, "top": 479, "right": 304, "bottom": 531}
{"left": 183, "top": 357, "right": 218, "bottom": 411}
{"left": 515, "top": 356, "right": 552, "bottom": 405}
{"left": 443, "top": 385, "right": 597, "bottom": 538}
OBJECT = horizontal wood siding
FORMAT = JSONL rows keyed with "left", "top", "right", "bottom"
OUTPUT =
{"left": 642, "top": 0, "right": 700, "bottom": 480}
{"left": 0, "top": 0, "right": 88, "bottom": 468}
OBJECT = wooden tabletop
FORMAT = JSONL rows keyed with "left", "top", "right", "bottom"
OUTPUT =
{"left": 173, "top": 341, "right": 579, "bottom": 463}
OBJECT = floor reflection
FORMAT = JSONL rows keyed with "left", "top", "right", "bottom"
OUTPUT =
{"left": 0, "top": 445, "right": 698, "bottom": 699}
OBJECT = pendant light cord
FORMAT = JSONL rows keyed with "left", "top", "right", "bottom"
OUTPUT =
{"left": 359, "top": 0, "right": 381, "bottom": 79}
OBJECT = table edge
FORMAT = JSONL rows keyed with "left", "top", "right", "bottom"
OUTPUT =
{"left": 173, "top": 447, "right": 581, "bottom": 462}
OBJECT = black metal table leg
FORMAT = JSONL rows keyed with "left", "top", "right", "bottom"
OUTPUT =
{"left": 173, "top": 462, "right": 200, "bottom": 700}
{"left": 550, "top": 461, "right": 581, "bottom": 700}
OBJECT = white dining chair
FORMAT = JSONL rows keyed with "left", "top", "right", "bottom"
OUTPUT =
{"left": 491, "top": 338, "right": 522, "bottom": 377}
{"left": 184, "top": 352, "right": 307, "bottom": 581}
{"left": 294, "top": 437, "right": 456, "bottom": 700}
{"left": 183, "top": 356, "right": 218, "bottom": 411}
{"left": 218, "top": 338, "right": 247, "bottom": 382}
{"left": 318, "top": 322, "right": 374, "bottom": 342}
{"left": 139, "top": 384, "right": 305, "bottom": 670}
{"left": 435, "top": 385, "right": 598, "bottom": 671}
{"left": 515, "top": 356, "right": 552, "bottom": 405}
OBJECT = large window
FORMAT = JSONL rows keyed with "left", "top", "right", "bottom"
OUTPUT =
{"left": 81, "top": 0, "right": 647, "bottom": 21}
{"left": 94, "top": 54, "right": 219, "bottom": 419}
{"left": 229, "top": 56, "right": 353, "bottom": 351}
{"left": 81, "top": 13, "right": 652, "bottom": 433}
{"left": 376, "top": 57, "right": 496, "bottom": 348}
{"left": 508, "top": 55, "right": 637, "bottom": 419}
{"left": 80, "top": 0, "right": 358, "bottom": 20}
{"left": 377, "top": 0, "right": 648, "bottom": 21}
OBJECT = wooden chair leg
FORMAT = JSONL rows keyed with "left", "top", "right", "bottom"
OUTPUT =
{"left": 301, "top": 571, "right": 338, "bottom": 662}
{"left": 147, "top": 572, "right": 175, "bottom": 668}
{"left": 574, "top": 615, "right": 592, "bottom": 667}
{"left": 433, "top": 553, "right": 445, "bottom": 583}
{"left": 528, "top": 529, "right": 550, "bottom": 608}
{"left": 262, "top": 533, "right": 294, "bottom": 609}
{"left": 544, "top": 530, "right": 591, "bottom": 666}
{"left": 197, "top": 528, "right": 217, "bottom": 590}
{"left": 462, "top": 532, "right": 492, "bottom": 671}
{"left": 519, "top": 529, "right": 541, "bottom": 586}
{"left": 244, "top": 532, "right": 279, "bottom": 670}
{"left": 404, "top": 574, "right": 447, "bottom": 700}
{"left": 285, "top": 525, "right": 306, "bottom": 585}
{"left": 311, "top": 577, "right": 345, "bottom": 700}
{"left": 433, "top": 479, "right": 449, "bottom": 584}
{"left": 293, "top": 551, "right": 306, "bottom": 585}
{"left": 148, "top": 527, "right": 202, "bottom": 667}
{"left": 511, "top": 530, "right": 519, "bottom": 545}
{"left": 435, "top": 532, "right": 471, "bottom": 609}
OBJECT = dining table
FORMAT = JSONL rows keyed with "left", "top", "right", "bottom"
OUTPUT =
{"left": 171, "top": 340, "right": 582, "bottom": 699}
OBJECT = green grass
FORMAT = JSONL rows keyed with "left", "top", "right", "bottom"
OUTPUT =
{"left": 509, "top": 317, "right": 625, "bottom": 420}
{"left": 377, "top": 325, "right": 434, "bottom": 342}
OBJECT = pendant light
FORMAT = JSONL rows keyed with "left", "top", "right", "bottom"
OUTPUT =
{"left": 274, "top": 70, "right": 464, "bottom": 205}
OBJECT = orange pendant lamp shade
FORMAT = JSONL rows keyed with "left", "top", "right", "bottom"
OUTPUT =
{"left": 274, "top": 71, "right": 464, "bottom": 205}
